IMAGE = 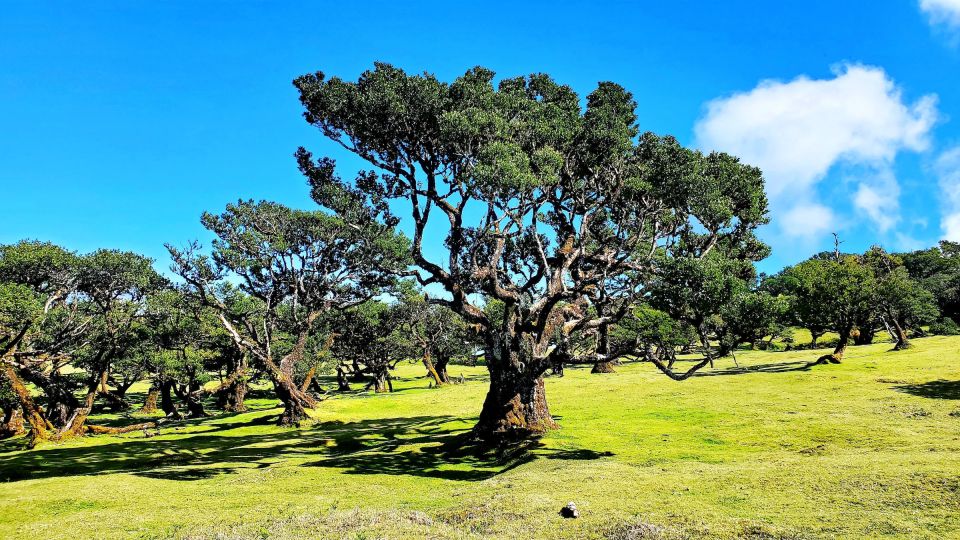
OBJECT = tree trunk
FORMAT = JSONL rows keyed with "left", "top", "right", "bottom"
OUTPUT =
{"left": 591, "top": 322, "right": 616, "bottom": 374}
{"left": 336, "top": 365, "right": 351, "bottom": 391}
{"left": 367, "top": 368, "right": 391, "bottom": 393}
{"left": 217, "top": 353, "right": 247, "bottom": 412}
{"left": 473, "top": 336, "right": 557, "bottom": 441}
{"left": 140, "top": 386, "right": 159, "bottom": 414}
{"left": 273, "top": 377, "right": 313, "bottom": 426}
{"left": 175, "top": 383, "right": 206, "bottom": 418}
{"left": 434, "top": 357, "right": 450, "bottom": 384}
{"left": 3, "top": 364, "right": 50, "bottom": 446}
{"left": 853, "top": 325, "right": 875, "bottom": 346}
{"left": 0, "top": 406, "right": 24, "bottom": 439}
{"left": 57, "top": 366, "right": 108, "bottom": 438}
{"left": 591, "top": 360, "right": 616, "bottom": 373}
{"left": 422, "top": 353, "right": 444, "bottom": 386}
{"left": 890, "top": 316, "right": 911, "bottom": 350}
{"left": 816, "top": 326, "right": 850, "bottom": 364}
{"left": 474, "top": 369, "right": 556, "bottom": 440}
{"left": 809, "top": 329, "right": 822, "bottom": 348}
{"left": 160, "top": 379, "right": 182, "bottom": 419}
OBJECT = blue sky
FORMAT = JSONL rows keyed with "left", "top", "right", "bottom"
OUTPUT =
{"left": 2, "top": 1, "right": 960, "bottom": 275}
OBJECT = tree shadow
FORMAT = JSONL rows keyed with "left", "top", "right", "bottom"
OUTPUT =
{"left": 893, "top": 380, "right": 960, "bottom": 400}
{"left": 0, "top": 413, "right": 613, "bottom": 484}
{"left": 693, "top": 360, "right": 814, "bottom": 377}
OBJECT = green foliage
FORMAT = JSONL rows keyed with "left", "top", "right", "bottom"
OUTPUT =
{"left": 294, "top": 63, "right": 769, "bottom": 386}
{"left": 898, "top": 240, "right": 960, "bottom": 324}
{"left": 772, "top": 254, "right": 876, "bottom": 338}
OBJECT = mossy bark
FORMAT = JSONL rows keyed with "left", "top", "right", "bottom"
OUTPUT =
{"left": 473, "top": 336, "right": 558, "bottom": 441}
{"left": 139, "top": 387, "right": 160, "bottom": 414}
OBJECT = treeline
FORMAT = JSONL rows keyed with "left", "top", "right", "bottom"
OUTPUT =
{"left": 0, "top": 234, "right": 479, "bottom": 446}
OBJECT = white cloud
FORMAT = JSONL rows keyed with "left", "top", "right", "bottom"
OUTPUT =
{"left": 695, "top": 64, "right": 937, "bottom": 240}
{"left": 920, "top": 0, "right": 960, "bottom": 29}
{"left": 852, "top": 168, "right": 900, "bottom": 233}
{"left": 934, "top": 146, "right": 960, "bottom": 240}
{"left": 780, "top": 203, "right": 835, "bottom": 240}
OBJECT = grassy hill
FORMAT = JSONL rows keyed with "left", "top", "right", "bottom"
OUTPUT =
{"left": 1, "top": 336, "right": 959, "bottom": 539}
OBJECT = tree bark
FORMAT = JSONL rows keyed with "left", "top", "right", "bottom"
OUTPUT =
{"left": 217, "top": 353, "right": 247, "bottom": 412}
{"left": 434, "top": 356, "right": 450, "bottom": 384}
{"left": 3, "top": 364, "right": 52, "bottom": 446}
{"left": 0, "top": 406, "right": 24, "bottom": 439}
{"left": 474, "top": 369, "right": 556, "bottom": 440}
{"left": 140, "top": 386, "right": 160, "bottom": 414}
{"left": 273, "top": 377, "right": 313, "bottom": 426}
{"left": 890, "top": 316, "right": 911, "bottom": 350}
{"left": 591, "top": 322, "right": 616, "bottom": 373}
{"left": 160, "top": 379, "right": 182, "bottom": 419}
{"left": 422, "top": 353, "right": 444, "bottom": 386}
{"left": 366, "top": 367, "right": 392, "bottom": 393}
{"left": 853, "top": 325, "right": 875, "bottom": 345}
{"left": 473, "top": 336, "right": 557, "bottom": 441}
{"left": 336, "top": 365, "right": 351, "bottom": 391}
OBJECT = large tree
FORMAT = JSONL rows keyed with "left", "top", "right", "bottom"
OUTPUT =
{"left": 168, "top": 200, "right": 408, "bottom": 425}
{"left": 293, "top": 64, "right": 768, "bottom": 440}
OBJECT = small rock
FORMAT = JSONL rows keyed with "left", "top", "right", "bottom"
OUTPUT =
{"left": 559, "top": 501, "right": 579, "bottom": 519}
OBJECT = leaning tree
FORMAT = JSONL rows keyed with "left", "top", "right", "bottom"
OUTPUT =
{"left": 293, "top": 64, "right": 768, "bottom": 440}
{"left": 0, "top": 241, "right": 165, "bottom": 445}
{"left": 168, "top": 200, "right": 408, "bottom": 425}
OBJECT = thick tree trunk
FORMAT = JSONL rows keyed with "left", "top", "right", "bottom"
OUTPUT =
{"left": 474, "top": 369, "right": 556, "bottom": 440}
{"left": 473, "top": 336, "right": 557, "bottom": 441}
{"left": 3, "top": 364, "right": 51, "bottom": 446}
{"left": 422, "top": 353, "right": 444, "bottom": 386}
{"left": 809, "top": 329, "right": 822, "bottom": 348}
{"left": 591, "top": 322, "right": 616, "bottom": 374}
{"left": 217, "top": 353, "right": 247, "bottom": 412}
{"left": 140, "top": 386, "right": 160, "bottom": 414}
{"left": 434, "top": 357, "right": 450, "bottom": 384}
{"left": 273, "top": 377, "right": 313, "bottom": 426}
{"left": 367, "top": 368, "right": 392, "bottom": 393}
{"left": 175, "top": 383, "right": 206, "bottom": 418}
{"left": 591, "top": 360, "right": 616, "bottom": 373}
{"left": 853, "top": 325, "right": 875, "bottom": 345}
{"left": 336, "top": 365, "right": 351, "bottom": 391}
{"left": 101, "top": 389, "right": 130, "bottom": 412}
{"left": 56, "top": 366, "right": 109, "bottom": 438}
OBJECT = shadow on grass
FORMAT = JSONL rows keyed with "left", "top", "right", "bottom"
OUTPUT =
{"left": 0, "top": 413, "right": 613, "bottom": 484}
{"left": 894, "top": 380, "right": 960, "bottom": 400}
{"left": 693, "top": 360, "right": 814, "bottom": 377}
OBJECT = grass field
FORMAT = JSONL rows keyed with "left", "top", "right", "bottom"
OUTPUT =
{"left": 1, "top": 336, "right": 959, "bottom": 539}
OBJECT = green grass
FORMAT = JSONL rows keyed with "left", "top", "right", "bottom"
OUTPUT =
{"left": 2, "top": 337, "right": 960, "bottom": 539}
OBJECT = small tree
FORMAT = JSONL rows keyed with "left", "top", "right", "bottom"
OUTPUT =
{"left": 169, "top": 200, "right": 408, "bottom": 425}
{"left": 864, "top": 247, "right": 939, "bottom": 350}
{"left": 330, "top": 300, "right": 405, "bottom": 393}
{"left": 778, "top": 255, "right": 875, "bottom": 364}
{"left": 393, "top": 282, "right": 475, "bottom": 385}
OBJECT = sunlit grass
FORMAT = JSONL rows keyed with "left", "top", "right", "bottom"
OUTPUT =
{"left": 1, "top": 337, "right": 959, "bottom": 539}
